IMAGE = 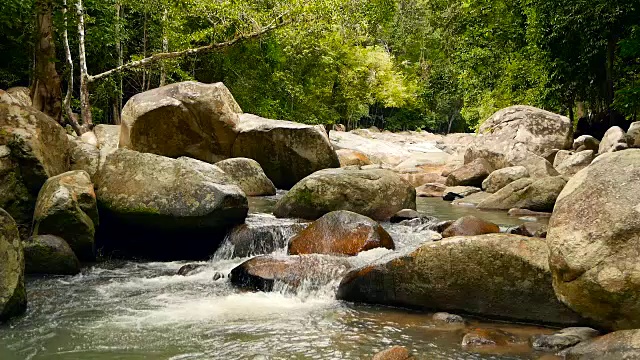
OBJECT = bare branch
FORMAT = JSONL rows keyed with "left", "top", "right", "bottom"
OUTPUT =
{"left": 88, "top": 18, "right": 289, "bottom": 83}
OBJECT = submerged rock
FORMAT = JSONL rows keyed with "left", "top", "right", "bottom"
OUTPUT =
{"left": 0, "top": 103, "right": 70, "bottom": 236}
{"left": 372, "top": 346, "right": 412, "bottom": 360}
{"left": 477, "top": 176, "right": 567, "bottom": 212}
{"left": 273, "top": 169, "right": 416, "bottom": 221}
{"left": 32, "top": 170, "right": 98, "bottom": 261}
{"left": 288, "top": 211, "right": 394, "bottom": 256}
{"left": 96, "top": 149, "right": 247, "bottom": 260}
{"left": 462, "top": 329, "right": 522, "bottom": 348}
{"left": 560, "top": 329, "right": 640, "bottom": 359}
{"left": 531, "top": 327, "right": 599, "bottom": 352}
{"left": 441, "top": 216, "right": 500, "bottom": 238}
{"left": 23, "top": 235, "right": 80, "bottom": 275}
{"left": 451, "top": 191, "right": 491, "bottom": 207}
{"left": 176, "top": 263, "right": 204, "bottom": 276}
{"left": 230, "top": 255, "right": 351, "bottom": 292}
{"left": 432, "top": 312, "right": 465, "bottom": 324}
{"left": 0, "top": 208, "right": 26, "bottom": 321}
{"left": 232, "top": 113, "right": 340, "bottom": 189}
{"left": 120, "top": 81, "right": 241, "bottom": 163}
{"left": 337, "top": 234, "right": 584, "bottom": 325}
{"left": 547, "top": 150, "right": 640, "bottom": 330}
{"left": 215, "top": 157, "right": 276, "bottom": 196}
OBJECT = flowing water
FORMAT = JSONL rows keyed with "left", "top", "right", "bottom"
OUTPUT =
{"left": 0, "top": 195, "right": 555, "bottom": 360}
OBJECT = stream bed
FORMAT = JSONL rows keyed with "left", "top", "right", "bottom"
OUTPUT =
{"left": 0, "top": 195, "right": 555, "bottom": 360}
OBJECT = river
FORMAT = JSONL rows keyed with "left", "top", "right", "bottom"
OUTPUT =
{"left": 0, "top": 194, "right": 556, "bottom": 360}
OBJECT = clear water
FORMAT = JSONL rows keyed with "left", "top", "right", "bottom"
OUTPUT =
{"left": 0, "top": 196, "right": 555, "bottom": 360}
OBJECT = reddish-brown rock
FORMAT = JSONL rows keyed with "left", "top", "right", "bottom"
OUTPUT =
{"left": 372, "top": 346, "right": 412, "bottom": 360}
{"left": 441, "top": 216, "right": 500, "bottom": 238}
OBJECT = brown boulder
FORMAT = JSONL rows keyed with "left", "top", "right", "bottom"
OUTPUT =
{"left": 441, "top": 216, "right": 500, "bottom": 238}
{"left": 372, "top": 346, "right": 412, "bottom": 360}
{"left": 288, "top": 211, "right": 394, "bottom": 256}
{"left": 336, "top": 149, "right": 372, "bottom": 167}
{"left": 416, "top": 183, "right": 446, "bottom": 197}
{"left": 445, "top": 158, "right": 492, "bottom": 187}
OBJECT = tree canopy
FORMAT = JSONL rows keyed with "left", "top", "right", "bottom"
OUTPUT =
{"left": 0, "top": 0, "right": 638, "bottom": 133}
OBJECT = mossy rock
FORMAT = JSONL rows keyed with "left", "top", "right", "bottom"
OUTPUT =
{"left": 24, "top": 235, "right": 80, "bottom": 275}
{"left": 0, "top": 208, "right": 26, "bottom": 322}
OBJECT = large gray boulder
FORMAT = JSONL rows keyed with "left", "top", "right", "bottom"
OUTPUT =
{"left": 120, "top": 82, "right": 241, "bottom": 163}
{"left": 32, "top": 170, "right": 98, "bottom": 261}
{"left": 465, "top": 106, "right": 573, "bottom": 171}
{"left": 93, "top": 124, "right": 120, "bottom": 167}
{"left": 0, "top": 208, "right": 26, "bottom": 321}
{"left": 231, "top": 114, "right": 340, "bottom": 189}
{"left": 273, "top": 169, "right": 416, "bottom": 221}
{"left": 69, "top": 138, "right": 100, "bottom": 179}
{"left": 481, "top": 166, "right": 529, "bottom": 193}
{"left": 598, "top": 126, "right": 629, "bottom": 155}
{"left": 337, "top": 234, "right": 584, "bottom": 325}
{"left": 573, "top": 135, "right": 600, "bottom": 152}
{"left": 215, "top": 158, "right": 276, "bottom": 196}
{"left": 555, "top": 150, "right": 594, "bottom": 176}
{"left": 628, "top": 122, "right": 640, "bottom": 148}
{"left": 561, "top": 330, "right": 640, "bottom": 359}
{"left": 0, "top": 103, "right": 70, "bottom": 236}
{"left": 445, "top": 158, "right": 492, "bottom": 187}
{"left": 96, "top": 149, "right": 248, "bottom": 259}
{"left": 477, "top": 176, "right": 567, "bottom": 212}
{"left": 547, "top": 150, "right": 640, "bottom": 330}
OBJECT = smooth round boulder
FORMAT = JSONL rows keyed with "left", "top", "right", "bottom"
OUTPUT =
{"left": 0, "top": 103, "right": 70, "bottom": 236}
{"left": 288, "top": 211, "right": 394, "bottom": 256}
{"left": 33, "top": 170, "right": 98, "bottom": 261}
{"left": 441, "top": 216, "right": 500, "bottom": 238}
{"left": 120, "top": 81, "right": 241, "bottom": 163}
{"left": 445, "top": 158, "right": 492, "bottom": 187}
{"left": 477, "top": 176, "right": 567, "bottom": 212}
{"left": 531, "top": 327, "right": 599, "bottom": 352}
{"left": 232, "top": 114, "right": 340, "bottom": 189}
{"left": 215, "top": 158, "right": 276, "bottom": 196}
{"left": 336, "top": 149, "right": 372, "bottom": 167}
{"left": 273, "top": 169, "right": 416, "bottom": 221}
{"left": 555, "top": 150, "right": 594, "bottom": 176}
{"left": 0, "top": 208, "right": 26, "bottom": 321}
{"left": 628, "top": 122, "right": 640, "bottom": 148}
{"left": 598, "top": 126, "right": 629, "bottom": 155}
{"left": 96, "top": 149, "right": 248, "bottom": 260}
{"left": 481, "top": 166, "right": 529, "bottom": 193}
{"left": 337, "top": 234, "right": 583, "bottom": 325}
{"left": 23, "top": 235, "right": 80, "bottom": 275}
{"left": 230, "top": 255, "right": 351, "bottom": 292}
{"left": 69, "top": 138, "right": 100, "bottom": 179}
{"left": 573, "top": 135, "right": 600, "bottom": 152}
{"left": 547, "top": 150, "right": 640, "bottom": 330}
{"left": 560, "top": 330, "right": 640, "bottom": 359}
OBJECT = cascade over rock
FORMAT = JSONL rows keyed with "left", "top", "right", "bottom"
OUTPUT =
{"left": 273, "top": 168, "right": 416, "bottom": 221}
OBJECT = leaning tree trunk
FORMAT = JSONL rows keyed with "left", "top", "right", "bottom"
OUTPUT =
{"left": 76, "top": 0, "right": 92, "bottom": 129}
{"left": 31, "top": 0, "right": 63, "bottom": 123}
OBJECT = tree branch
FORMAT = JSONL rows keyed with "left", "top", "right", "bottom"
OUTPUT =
{"left": 88, "top": 19, "right": 288, "bottom": 83}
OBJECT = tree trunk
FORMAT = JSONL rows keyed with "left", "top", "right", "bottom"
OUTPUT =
{"left": 160, "top": 8, "right": 168, "bottom": 87}
{"left": 605, "top": 35, "right": 616, "bottom": 124}
{"left": 113, "top": 1, "right": 123, "bottom": 125}
{"left": 77, "top": 0, "right": 92, "bottom": 129}
{"left": 31, "top": 0, "right": 63, "bottom": 123}
{"left": 62, "top": 0, "right": 82, "bottom": 135}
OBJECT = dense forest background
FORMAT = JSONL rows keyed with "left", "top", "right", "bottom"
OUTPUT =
{"left": 1, "top": 0, "right": 638, "bottom": 133}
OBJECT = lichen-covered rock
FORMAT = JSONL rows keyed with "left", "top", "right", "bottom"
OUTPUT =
{"left": 0, "top": 103, "right": 70, "bottom": 236}
{"left": 32, "top": 170, "right": 98, "bottom": 261}
{"left": 555, "top": 150, "right": 594, "bottom": 176}
{"left": 336, "top": 149, "right": 372, "bottom": 167}
{"left": 0, "top": 87, "right": 31, "bottom": 107}
{"left": 0, "top": 208, "right": 26, "bottom": 321}
{"left": 445, "top": 158, "right": 492, "bottom": 187}
{"left": 23, "top": 235, "right": 80, "bottom": 275}
{"left": 232, "top": 114, "right": 340, "bottom": 189}
{"left": 288, "top": 211, "right": 394, "bottom": 256}
{"left": 441, "top": 216, "right": 500, "bottom": 238}
{"left": 477, "top": 176, "right": 567, "bottom": 212}
{"left": 273, "top": 169, "right": 416, "bottom": 221}
{"left": 560, "top": 330, "right": 640, "bottom": 360}
{"left": 96, "top": 149, "right": 248, "bottom": 259}
{"left": 69, "top": 138, "right": 100, "bottom": 179}
{"left": 482, "top": 166, "right": 529, "bottom": 193}
{"left": 465, "top": 106, "right": 573, "bottom": 170}
{"left": 598, "top": 126, "right": 629, "bottom": 155}
{"left": 120, "top": 82, "right": 241, "bottom": 163}
{"left": 230, "top": 255, "right": 351, "bottom": 292}
{"left": 547, "top": 150, "right": 640, "bottom": 330}
{"left": 337, "top": 234, "right": 583, "bottom": 325}
{"left": 215, "top": 157, "right": 276, "bottom": 196}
